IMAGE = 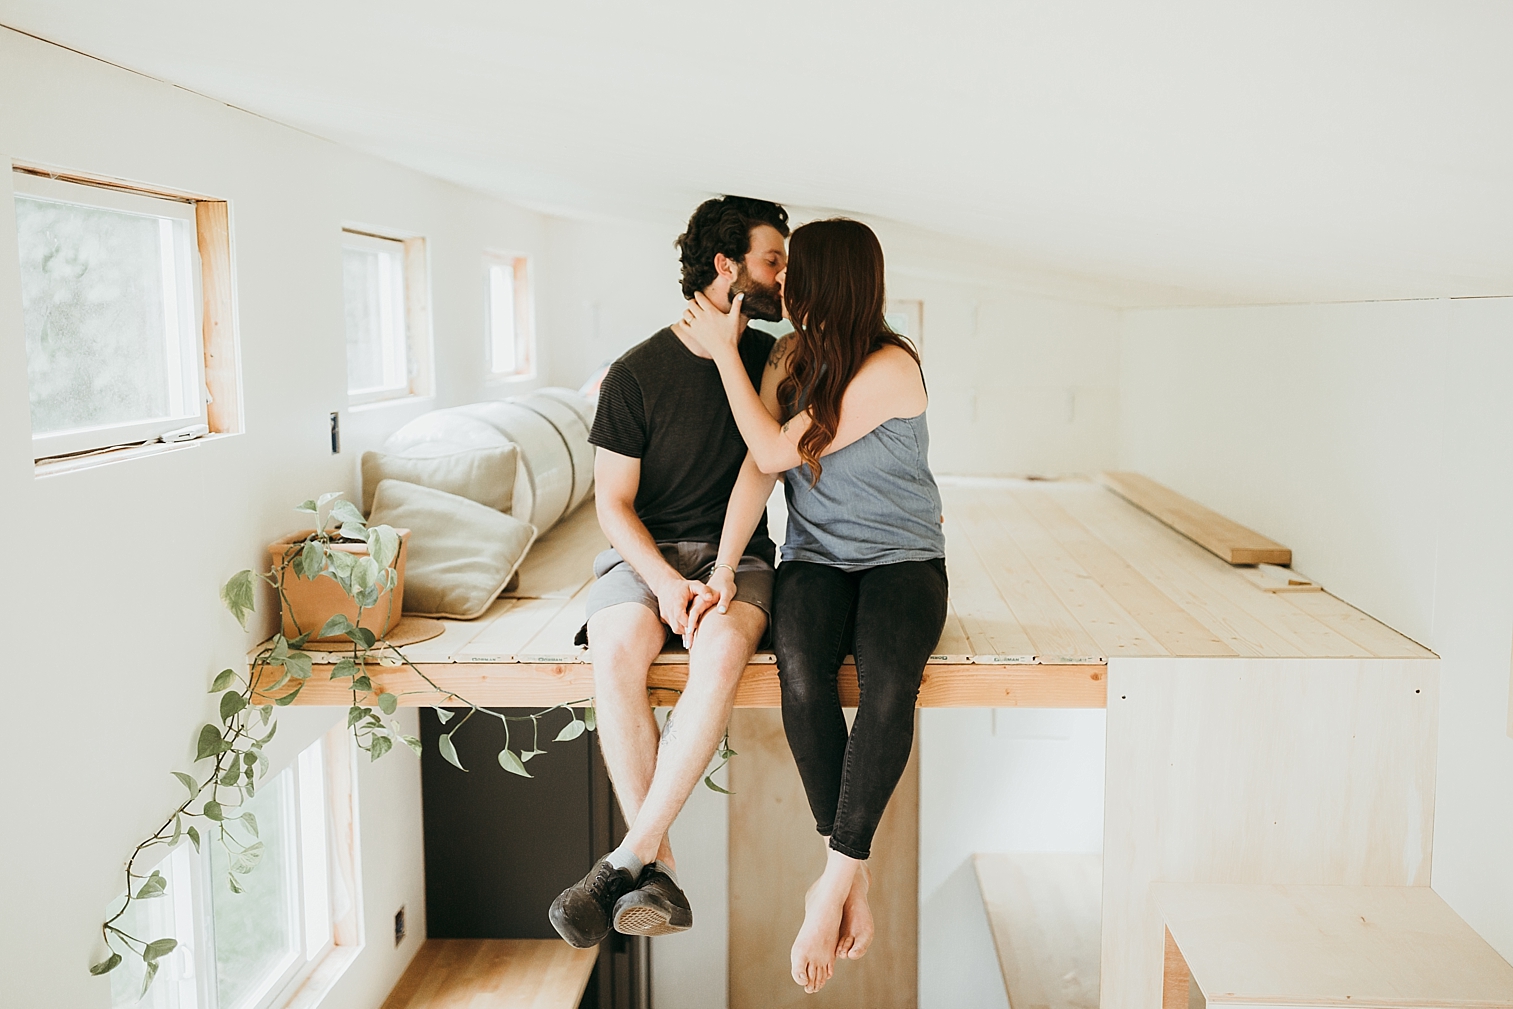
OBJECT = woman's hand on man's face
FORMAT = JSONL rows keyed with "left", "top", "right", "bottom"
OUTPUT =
{"left": 674, "top": 291, "right": 744, "bottom": 359}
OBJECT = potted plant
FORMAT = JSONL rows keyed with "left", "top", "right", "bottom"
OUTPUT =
{"left": 267, "top": 493, "right": 408, "bottom": 641}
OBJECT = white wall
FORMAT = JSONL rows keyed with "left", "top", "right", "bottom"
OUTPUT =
{"left": 1119, "top": 296, "right": 1513, "bottom": 962}
{"left": 0, "top": 28, "right": 553, "bottom": 1008}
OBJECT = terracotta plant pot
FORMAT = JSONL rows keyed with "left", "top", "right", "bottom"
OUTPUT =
{"left": 268, "top": 529, "right": 410, "bottom": 642}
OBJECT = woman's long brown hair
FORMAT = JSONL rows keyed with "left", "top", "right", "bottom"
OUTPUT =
{"left": 777, "top": 218, "right": 919, "bottom": 481}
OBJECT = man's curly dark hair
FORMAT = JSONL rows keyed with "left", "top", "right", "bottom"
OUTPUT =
{"left": 676, "top": 196, "right": 790, "bottom": 299}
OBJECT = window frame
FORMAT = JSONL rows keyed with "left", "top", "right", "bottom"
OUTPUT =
{"left": 14, "top": 172, "right": 206, "bottom": 458}
{"left": 341, "top": 226, "right": 433, "bottom": 406}
{"left": 483, "top": 251, "right": 535, "bottom": 382}
{"left": 11, "top": 164, "right": 243, "bottom": 472}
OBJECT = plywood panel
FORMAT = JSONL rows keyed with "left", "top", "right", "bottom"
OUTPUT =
{"left": 1097, "top": 472, "right": 1291, "bottom": 566}
{"left": 728, "top": 708, "right": 917, "bottom": 1009}
{"left": 1154, "top": 884, "right": 1513, "bottom": 1008}
{"left": 380, "top": 938, "right": 597, "bottom": 1009}
{"left": 1101, "top": 657, "right": 1439, "bottom": 1009}
{"left": 941, "top": 504, "right": 1039, "bottom": 659}
{"left": 974, "top": 853, "right": 1101, "bottom": 1009}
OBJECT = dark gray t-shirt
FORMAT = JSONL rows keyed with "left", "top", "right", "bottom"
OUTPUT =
{"left": 590, "top": 326, "right": 776, "bottom": 560}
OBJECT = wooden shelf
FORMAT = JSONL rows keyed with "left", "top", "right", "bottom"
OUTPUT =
{"left": 380, "top": 939, "right": 597, "bottom": 1009}
{"left": 251, "top": 477, "right": 1431, "bottom": 709}
{"left": 1156, "top": 883, "right": 1513, "bottom": 1009}
{"left": 1098, "top": 471, "right": 1292, "bottom": 566}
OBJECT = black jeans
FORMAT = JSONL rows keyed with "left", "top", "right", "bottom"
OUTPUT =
{"left": 772, "top": 557, "right": 948, "bottom": 860}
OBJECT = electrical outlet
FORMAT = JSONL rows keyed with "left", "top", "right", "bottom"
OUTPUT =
{"left": 394, "top": 906, "right": 406, "bottom": 946}
{"left": 329, "top": 411, "right": 341, "bottom": 454}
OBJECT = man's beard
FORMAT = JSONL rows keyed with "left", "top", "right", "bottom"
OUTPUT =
{"left": 730, "top": 266, "right": 784, "bottom": 323}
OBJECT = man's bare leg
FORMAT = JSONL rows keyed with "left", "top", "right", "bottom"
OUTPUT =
{"left": 617, "top": 600, "right": 765, "bottom": 864}
{"left": 589, "top": 602, "right": 676, "bottom": 867}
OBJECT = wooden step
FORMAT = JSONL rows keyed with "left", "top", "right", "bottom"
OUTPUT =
{"left": 975, "top": 853, "right": 1102, "bottom": 1009}
{"left": 381, "top": 939, "right": 597, "bottom": 1009}
{"left": 1097, "top": 472, "right": 1291, "bottom": 566}
{"left": 1155, "top": 883, "right": 1513, "bottom": 1009}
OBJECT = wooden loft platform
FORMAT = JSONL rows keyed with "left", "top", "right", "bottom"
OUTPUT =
{"left": 254, "top": 476, "right": 1434, "bottom": 709}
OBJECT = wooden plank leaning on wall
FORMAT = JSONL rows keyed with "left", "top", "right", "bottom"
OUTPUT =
{"left": 1097, "top": 472, "right": 1291, "bottom": 566}
{"left": 195, "top": 200, "right": 242, "bottom": 434}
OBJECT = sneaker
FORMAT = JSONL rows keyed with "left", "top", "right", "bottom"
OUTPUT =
{"left": 612, "top": 863, "right": 694, "bottom": 936}
{"left": 549, "top": 860, "right": 638, "bottom": 948}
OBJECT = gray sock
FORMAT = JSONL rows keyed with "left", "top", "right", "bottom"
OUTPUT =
{"left": 653, "top": 859, "right": 679, "bottom": 886}
{"left": 603, "top": 845, "right": 644, "bottom": 879}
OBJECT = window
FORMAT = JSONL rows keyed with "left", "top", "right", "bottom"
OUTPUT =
{"left": 342, "top": 228, "right": 431, "bottom": 404}
{"left": 13, "top": 171, "right": 239, "bottom": 461}
{"left": 485, "top": 252, "right": 533, "bottom": 379}
{"left": 107, "top": 732, "right": 359, "bottom": 1009}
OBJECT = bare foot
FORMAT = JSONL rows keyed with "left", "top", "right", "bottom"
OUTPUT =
{"left": 790, "top": 862, "right": 855, "bottom": 993}
{"left": 836, "top": 862, "right": 874, "bottom": 960}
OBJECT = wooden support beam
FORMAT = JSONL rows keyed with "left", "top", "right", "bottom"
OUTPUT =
{"left": 1097, "top": 472, "right": 1291, "bottom": 566}
{"left": 252, "top": 660, "right": 1108, "bottom": 709}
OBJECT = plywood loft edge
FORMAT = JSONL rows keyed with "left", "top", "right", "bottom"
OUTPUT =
{"left": 1097, "top": 472, "right": 1291, "bottom": 566}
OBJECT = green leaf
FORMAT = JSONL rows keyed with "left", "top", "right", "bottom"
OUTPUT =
{"left": 288, "top": 631, "right": 313, "bottom": 649}
{"left": 317, "top": 491, "right": 343, "bottom": 507}
{"left": 438, "top": 733, "right": 465, "bottom": 771}
{"left": 196, "top": 724, "right": 228, "bottom": 761}
{"left": 220, "top": 763, "right": 241, "bottom": 786}
{"left": 368, "top": 525, "right": 401, "bottom": 569}
{"left": 259, "top": 705, "right": 274, "bottom": 725}
{"left": 401, "top": 734, "right": 424, "bottom": 756}
{"left": 352, "top": 675, "right": 373, "bottom": 693}
{"left": 219, "top": 690, "right": 247, "bottom": 721}
{"left": 268, "top": 636, "right": 290, "bottom": 662}
{"left": 220, "top": 570, "right": 256, "bottom": 629}
{"left": 520, "top": 749, "right": 543, "bottom": 762}
{"left": 135, "top": 871, "right": 167, "bottom": 900}
{"left": 344, "top": 625, "right": 377, "bottom": 649}
{"left": 89, "top": 952, "right": 122, "bottom": 975}
{"left": 239, "top": 812, "right": 259, "bottom": 837}
{"left": 257, "top": 751, "right": 269, "bottom": 778}
{"left": 229, "top": 841, "right": 264, "bottom": 874}
{"left": 318, "top": 613, "right": 353, "bottom": 638}
{"left": 143, "top": 938, "right": 178, "bottom": 962}
{"left": 243, "top": 751, "right": 257, "bottom": 766}
{"left": 498, "top": 748, "right": 532, "bottom": 777}
{"left": 210, "top": 669, "right": 237, "bottom": 692}
{"left": 377, "top": 692, "right": 398, "bottom": 715}
{"left": 554, "top": 719, "right": 586, "bottom": 742}
{"left": 265, "top": 669, "right": 292, "bottom": 695}
{"left": 331, "top": 658, "right": 358, "bottom": 680}
{"left": 703, "top": 774, "right": 733, "bottom": 795}
{"left": 297, "top": 539, "right": 327, "bottom": 581}
{"left": 203, "top": 800, "right": 224, "bottom": 821}
{"left": 583, "top": 706, "right": 596, "bottom": 732}
{"left": 170, "top": 814, "right": 182, "bottom": 846}
{"left": 434, "top": 707, "right": 455, "bottom": 724}
{"left": 296, "top": 498, "right": 318, "bottom": 513}
{"left": 340, "top": 521, "right": 369, "bottom": 544}
{"left": 370, "top": 734, "right": 393, "bottom": 761}
{"left": 331, "top": 499, "right": 365, "bottom": 527}
{"left": 348, "top": 706, "right": 367, "bottom": 727}
{"left": 356, "top": 584, "right": 381, "bottom": 609}
{"left": 283, "top": 652, "right": 313, "bottom": 680}
{"left": 273, "top": 683, "right": 303, "bottom": 706}
{"left": 140, "top": 958, "right": 160, "bottom": 997}
{"left": 173, "top": 771, "right": 200, "bottom": 799}
{"left": 227, "top": 872, "right": 243, "bottom": 894}
{"left": 186, "top": 826, "right": 201, "bottom": 852}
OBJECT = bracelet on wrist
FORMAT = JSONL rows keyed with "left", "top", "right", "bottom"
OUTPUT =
{"left": 712, "top": 562, "right": 736, "bottom": 576}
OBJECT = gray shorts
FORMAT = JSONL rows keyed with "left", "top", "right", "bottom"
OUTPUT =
{"left": 577, "top": 541, "right": 774, "bottom": 645}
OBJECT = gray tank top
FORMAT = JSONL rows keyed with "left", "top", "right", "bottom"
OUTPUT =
{"left": 781, "top": 410, "right": 947, "bottom": 571}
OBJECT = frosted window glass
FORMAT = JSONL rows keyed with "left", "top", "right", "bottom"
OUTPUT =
{"left": 15, "top": 195, "right": 191, "bottom": 435}
{"left": 344, "top": 241, "right": 408, "bottom": 395}
{"left": 209, "top": 770, "right": 298, "bottom": 1009}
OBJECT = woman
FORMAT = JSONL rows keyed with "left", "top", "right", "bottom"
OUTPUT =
{"left": 675, "top": 218, "right": 948, "bottom": 994}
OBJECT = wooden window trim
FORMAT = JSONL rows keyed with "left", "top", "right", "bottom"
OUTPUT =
{"left": 14, "top": 162, "right": 243, "bottom": 474}
{"left": 342, "top": 226, "right": 433, "bottom": 405}
{"left": 484, "top": 250, "right": 535, "bottom": 382}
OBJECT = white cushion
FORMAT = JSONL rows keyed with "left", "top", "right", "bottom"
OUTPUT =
{"left": 368, "top": 479, "right": 537, "bottom": 620}
{"left": 361, "top": 444, "right": 518, "bottom": 516}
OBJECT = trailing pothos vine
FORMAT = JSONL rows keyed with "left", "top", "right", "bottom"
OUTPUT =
{"left": 92, "top": 493, "right": 594, "bottom": 996}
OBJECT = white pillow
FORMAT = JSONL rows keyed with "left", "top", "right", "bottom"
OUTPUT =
{"left": 368, "top": 480, "right": 537, "bottom": 620}
{"left": 361, "top": 445, "right": 518, "bottom": 516}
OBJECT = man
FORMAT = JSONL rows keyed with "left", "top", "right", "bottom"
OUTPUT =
{"left": 550, "top": 195, "right": 789, "bottom": 947}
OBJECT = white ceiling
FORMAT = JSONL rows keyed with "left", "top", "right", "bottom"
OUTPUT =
{"left": 5, "top": 1, "right": 1512, "bottom": 306}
